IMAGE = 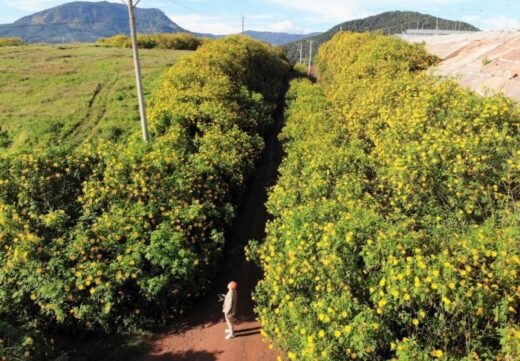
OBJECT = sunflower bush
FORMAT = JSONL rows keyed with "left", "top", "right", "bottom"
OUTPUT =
{"left": 0, "top": 35, "right": 289, "bottom": 354}
{"left": 253, "top": 32, "right": 519, "bottom": 360}
{"left": 97, "top": 33, "right": 208, "bottom": 50}
{"left": 0, "top": 38, "right": 23, "bottom": 47}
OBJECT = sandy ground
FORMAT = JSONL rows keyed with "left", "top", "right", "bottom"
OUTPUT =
{"left": 405, "top": 31, "right": 520, "bottom": 102}
{"left": 140, "top": 100, "right": 286, "bottom": 361}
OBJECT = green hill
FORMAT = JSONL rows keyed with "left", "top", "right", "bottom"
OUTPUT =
{"left": 284, "top": 11, "right": 478, "bottom": 63}
{"left": 0, "top": 44, "right": 190, "bottom": 151}
{"left": 0, "top": 1, "right": 188, "bottom": 43}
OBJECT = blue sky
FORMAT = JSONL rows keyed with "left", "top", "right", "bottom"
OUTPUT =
{"left": 0, "top": 0, "right": 519, "bottom": 34}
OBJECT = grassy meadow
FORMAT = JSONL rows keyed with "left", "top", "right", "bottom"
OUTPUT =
{"left": 0, "top": 44, "right": 191, "bottom": 151}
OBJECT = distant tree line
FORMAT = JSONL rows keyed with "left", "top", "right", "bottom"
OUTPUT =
{"left": 0, "top": 37, "right": 24, "bottom": 46}
{"left": 97, "top": 33, "right": 210, "bottom": 51}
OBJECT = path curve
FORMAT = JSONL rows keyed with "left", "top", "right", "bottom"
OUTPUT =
{"left": 141, "top": 99, "right": 286, "bottom": 361}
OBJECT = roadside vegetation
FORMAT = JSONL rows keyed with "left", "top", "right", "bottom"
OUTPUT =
{"left": 0, "top": 37, "right": 23, "bottom": 46}
{"left": 97, "top": 33, "right": 209, "bottom": 51}
{"left": 252, "top": 32, "right": 519, "bottom": 360}
{"left": 0, "top": 36, "right": 290, "bottom": 360}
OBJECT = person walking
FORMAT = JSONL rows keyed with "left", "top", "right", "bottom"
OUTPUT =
{"left": 223, "top": 281, "right": 238, "bottom": 340}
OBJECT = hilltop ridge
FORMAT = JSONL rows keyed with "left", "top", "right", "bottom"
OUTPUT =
{"left": 284, "top": 11, "right": 478, "bottom": 63}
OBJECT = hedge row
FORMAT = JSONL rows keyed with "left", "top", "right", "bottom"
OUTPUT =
{"left": 253, "top": 32, "right": 519, "bottom": 360}
{"left": 0, "top": 36, "right": 289, "bottom": 359}
{"left": 96, "top": 33, "right": 208, "bottom": 50}
{"left": 0, "top": 38, "right": 23, "bottom": 47}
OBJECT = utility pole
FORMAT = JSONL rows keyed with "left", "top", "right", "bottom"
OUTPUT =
{"left": 308, "top": 40, "right": 313, "bottom": 75}
{"left": 242, "top": 15, "right": 245, "bottom": 34}
{"left": 506, "top": 4, "right": 512, "bottom": 31}
{"left": 436, "top": 17, "right": 439, "bottom": 35}
{"left": 123, "top": 0, "right": 149, "bottom": 141}
{"left": 299, "top": 43, "right": 303, "bottom": 64}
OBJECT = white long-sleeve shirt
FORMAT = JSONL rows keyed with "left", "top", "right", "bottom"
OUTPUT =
{"left": 222, "top": 289, "right": 237, "bottom": 315}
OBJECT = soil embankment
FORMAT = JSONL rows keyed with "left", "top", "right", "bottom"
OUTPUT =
{"left": 405, "top": 31, "right": 520, "bottom": 102}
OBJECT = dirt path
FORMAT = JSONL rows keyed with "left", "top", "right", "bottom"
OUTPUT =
{"left": 141, "top": 101, "right": 285, "bottom": 361}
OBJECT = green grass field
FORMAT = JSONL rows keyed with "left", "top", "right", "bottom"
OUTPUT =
{"left": 0, "top": 44, "right": 191, "bottom": 151}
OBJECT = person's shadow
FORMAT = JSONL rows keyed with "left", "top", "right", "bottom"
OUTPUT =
{"left": 146, "top": 350, "right": 222, "bottom": 361}
{"left": 234, "top": 326, "right": 261, "bottom": 338}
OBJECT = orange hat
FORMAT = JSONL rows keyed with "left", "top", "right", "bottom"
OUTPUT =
{"left": 228, "top": 281, "right": 238, "bottom": 290}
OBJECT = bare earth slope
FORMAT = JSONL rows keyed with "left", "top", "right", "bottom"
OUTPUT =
{"left": 406, "top": 31, "right": 520, "bottom": 102}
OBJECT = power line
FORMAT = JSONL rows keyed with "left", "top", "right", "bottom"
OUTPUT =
{"left": 166, "top": 0, "right": 208, "bottom": 17}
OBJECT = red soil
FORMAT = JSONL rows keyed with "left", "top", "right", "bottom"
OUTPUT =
{"left": 144, "top": 319, "right": 277, "bottom": 361}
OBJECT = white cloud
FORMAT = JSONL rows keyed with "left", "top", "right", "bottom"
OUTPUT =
{"left": 264, "top": 0, "right": 362, "bottom": 23}
{"left": 0, "top": 15, "right": 17, "bottom": 23}
{"left": 256, "top": 20, "right": 306, "bottom": 33}
{"left": 480, "top": 15, "right": 520, "bottom": 30}
{"left": 263, "top": 0, "right": 471, "bottom": 24}
{"left": 170, "top": 13, "right": 240, "bottom": 35}
{"left": 365, "top": 0, "right": 463, "bottom": 4}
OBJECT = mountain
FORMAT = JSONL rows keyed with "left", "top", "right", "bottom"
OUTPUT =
{"left": 0, "top": 5, "right": 478, "bottom": 49}
{"left": 243, "top": 31, "right": 321, "bottom": 46}
{"left": 284, "top": 11, "right": 479, "bottom": 63}
{"left": 0, "top": 1, "right": 188, "bottom": 43}
{"left": 0, "top": 1, "right": 320, "bottom": 46}
{"left": 192, "top": 31, "right": 321, "bottom": 46}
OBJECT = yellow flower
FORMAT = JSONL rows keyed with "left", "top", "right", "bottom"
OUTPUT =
{"left": 432, "top": 349, "right": 444, "bottom": 358}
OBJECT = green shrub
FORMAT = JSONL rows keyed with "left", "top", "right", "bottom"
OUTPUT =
{"left": 0, "top": 37, "right": 23, "bottom": 47}
{"left": 0, "top": 36, "right": 289, "bottom": 342}
{"left": 0, "top": 319, "right": 66, "bottom": 361}
{"left": 0, "top": 129, "right": 11, "bottom": 149}
{"left": 254, "top": 32, "right": 519, "bottom": 360}
{"left": 96, "top": 34, "right": 130, "bottom": 48}
{"left": 96, "top": 33, "right": 207, "bottom": 51}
